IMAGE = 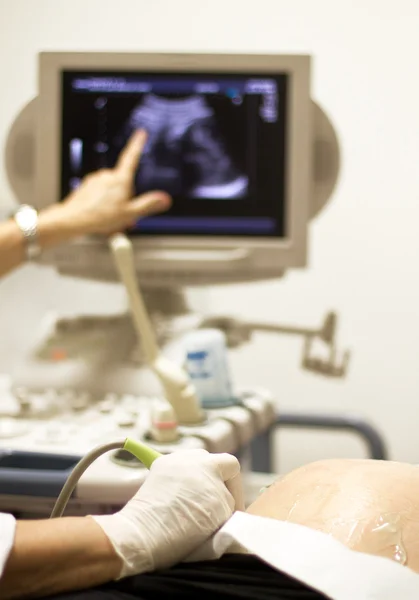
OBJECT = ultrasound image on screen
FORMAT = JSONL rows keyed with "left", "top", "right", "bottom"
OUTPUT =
{"left": 61, "top": 71, "right": 288, "bottom": 237}
{"left": 116, "top": 94, "right": 248, "bottom": 200}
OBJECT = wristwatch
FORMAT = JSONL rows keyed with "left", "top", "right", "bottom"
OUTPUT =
{"left": 14, "top": 204, "right": 41, "bottom": 260}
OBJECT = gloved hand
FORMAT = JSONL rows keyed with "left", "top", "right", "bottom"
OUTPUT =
{"left": 91, "top": 449, "right": 240, "bottom": 578}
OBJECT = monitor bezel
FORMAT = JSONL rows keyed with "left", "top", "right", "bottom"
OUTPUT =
{"left": 36, "top": 52, "right": 311, "bottom": 267}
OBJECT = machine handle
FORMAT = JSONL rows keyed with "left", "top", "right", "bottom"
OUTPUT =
{"left": 0, "top": 450, "right": 81, "bottom": 499}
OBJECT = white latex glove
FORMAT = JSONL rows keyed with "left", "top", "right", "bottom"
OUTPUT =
{"left": 91, "top": 449, "right": 240, "bottom": 578}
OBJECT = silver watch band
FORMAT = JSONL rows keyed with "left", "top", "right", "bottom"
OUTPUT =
{"left": 14, "top": 204, "right": 41, "bottom": 260}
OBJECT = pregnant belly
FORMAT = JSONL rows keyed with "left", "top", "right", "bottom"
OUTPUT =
{"left": 246, "top": 459, "right": 419, "bottom": 572}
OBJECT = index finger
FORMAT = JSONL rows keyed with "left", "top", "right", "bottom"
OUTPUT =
{"left": 115, "top": 129, "right": 147, "bottom": 175}
{"left": 211, "top": 453, "right": 241, "bottom": 482}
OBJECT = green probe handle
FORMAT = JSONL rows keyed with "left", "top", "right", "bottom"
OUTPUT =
{"left": 124, "top": 438, "right": 162, "bottom": 468}
{"left": 124, "top": 438, "right": 244, "bottom": 512}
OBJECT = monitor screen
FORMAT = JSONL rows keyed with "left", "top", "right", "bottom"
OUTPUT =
{"left": 61, "top": 71, "right": 288, "bottom": 238}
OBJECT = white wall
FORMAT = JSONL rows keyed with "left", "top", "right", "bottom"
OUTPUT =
{"left": 1, "top": 0, "right": 419, "bottom": 472}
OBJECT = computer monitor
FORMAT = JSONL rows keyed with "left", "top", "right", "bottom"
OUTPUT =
{"left": 34, "top": 52, "right": 313, "bottom": 286}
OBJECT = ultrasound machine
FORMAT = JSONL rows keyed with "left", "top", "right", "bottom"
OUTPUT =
{"left": 0, "top": 52, "right": 384, "bottom": 518}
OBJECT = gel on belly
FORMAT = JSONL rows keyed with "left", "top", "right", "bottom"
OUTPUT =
{"left": 184, "top": 328, "right": 235, "bottom": 408}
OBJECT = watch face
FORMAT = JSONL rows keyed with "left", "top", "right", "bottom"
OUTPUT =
{"left": 18, "top": 209, "right": 36, "bottom": 228}
{"left": 14, "top": 205, "right": 40, "bottom": 258}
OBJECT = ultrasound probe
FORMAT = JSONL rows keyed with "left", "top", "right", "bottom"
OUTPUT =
{"left": 50, "top": 437, "right": 245, "bottom": 517}
{"left": 109, "top": 233, "right": 204, "bottom": 425}
{"left": 50, "top": 438, "right": 162, "bottom": 518}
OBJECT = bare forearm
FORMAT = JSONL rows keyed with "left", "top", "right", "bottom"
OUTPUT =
{"left": 0, "top": 517, "right": 121, "bottom": 599}
{"left": 0, "top": 204, "right": 81, "bottom": 279}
